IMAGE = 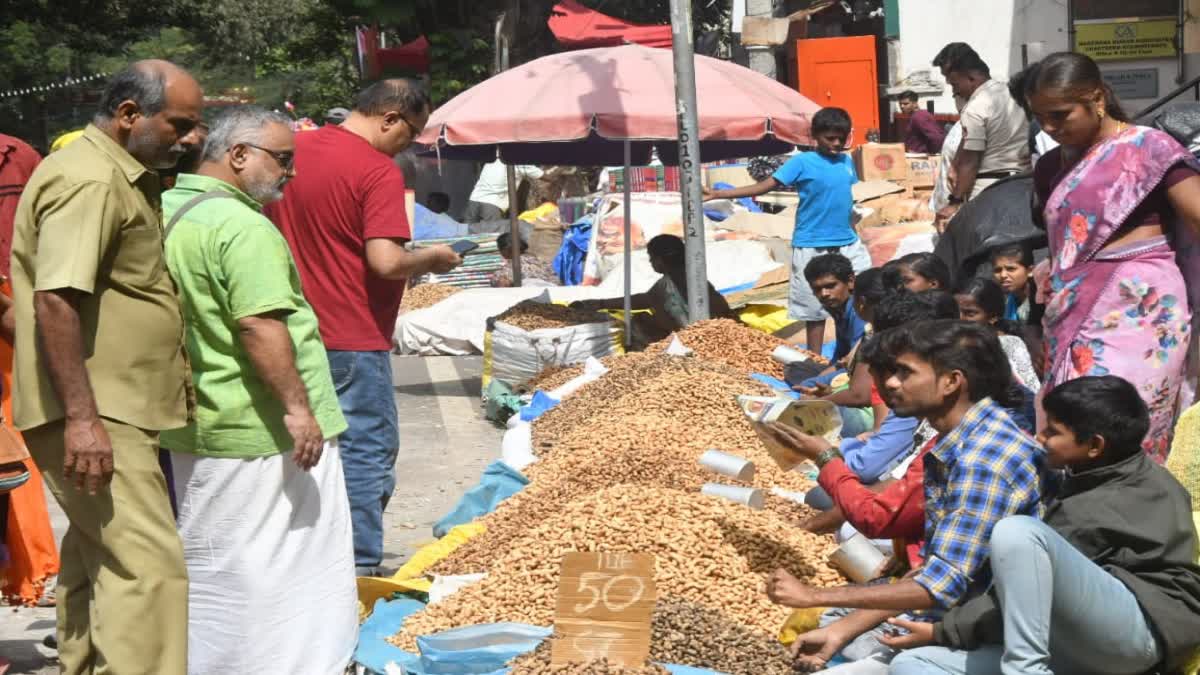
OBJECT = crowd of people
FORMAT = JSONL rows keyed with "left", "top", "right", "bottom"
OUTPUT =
{"left": 0, "top": 34, "right": 1198, "bottom": 675}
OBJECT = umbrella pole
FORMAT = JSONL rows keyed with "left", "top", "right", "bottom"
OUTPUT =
{"left": 623, "top": 139, "right": 632, "bottom": 348}
{"left": 506, "top": 163, "right": 522, "bottom": 286}
{"left": 669, "top": 0, "right": 710, "bottom": 324}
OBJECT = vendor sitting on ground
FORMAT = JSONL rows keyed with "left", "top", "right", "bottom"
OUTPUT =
{"left": 490, "top": 232, "right": 561, "bottom": 288}
{"left": 571, "top": 234, "right": 732, "bottom": 347}
{"left": 793, "top": 254, "right": 872, "bottom": 436}
{"left": 887, "top": 375, "right": 1200, "bottom": 675}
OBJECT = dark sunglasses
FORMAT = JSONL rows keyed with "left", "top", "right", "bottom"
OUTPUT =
{"left": 243, "top": 143, "right": 295, "bottom": 170}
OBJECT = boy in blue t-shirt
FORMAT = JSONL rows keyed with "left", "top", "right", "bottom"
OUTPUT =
{"left": 705, "top": 107, "right": 871, "bottom": 351}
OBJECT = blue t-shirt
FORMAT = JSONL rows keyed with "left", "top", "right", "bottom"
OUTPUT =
{"left": 772, "top": 151, "right": 859, "bottom": 248}
{"left": 833, "top": 301, "right": 867, "bottom": 363}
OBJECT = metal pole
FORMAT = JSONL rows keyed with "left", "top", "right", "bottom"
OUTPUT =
{"left": 623, "top": 140, "right": 633, "bottom": 348}
{"left": 669, "top": 0, "right": 710, "bottom": 323}
{"left": 506, "top": 164, "right": 522, "bottom": 286}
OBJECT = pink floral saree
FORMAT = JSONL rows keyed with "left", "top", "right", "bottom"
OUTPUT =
{"left": 1042, "top": 126, "right": 1200, "bottom": 462}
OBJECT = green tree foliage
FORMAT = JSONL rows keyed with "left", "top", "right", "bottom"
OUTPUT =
{"left": 0, "top": 0, "right": 730, "bottom": 146}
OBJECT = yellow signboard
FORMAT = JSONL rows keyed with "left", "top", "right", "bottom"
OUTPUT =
{"left": 1076, "top": 19, "right": 1177, "bottom": 61}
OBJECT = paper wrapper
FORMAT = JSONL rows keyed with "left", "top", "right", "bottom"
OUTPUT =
{"left": 738, "top": 396, "right": 843, "bottom": 470}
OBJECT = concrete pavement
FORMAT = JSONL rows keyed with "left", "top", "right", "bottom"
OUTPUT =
{"left": 1, "top": 355, "right": 501, "bottom": 673}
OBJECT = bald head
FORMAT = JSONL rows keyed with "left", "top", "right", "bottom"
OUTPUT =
{"left": 95, "top": 59, "right": 204, "bottom": 170}
{"left": 343, "top": 78, "right": 431, "bottom": 157}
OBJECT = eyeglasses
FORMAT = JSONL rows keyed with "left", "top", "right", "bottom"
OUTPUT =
{"left": 398, "top": 116, "right": 424, "bottom": 138}
{"left": 243, "top": 143, "right": 295, "bottom": 171}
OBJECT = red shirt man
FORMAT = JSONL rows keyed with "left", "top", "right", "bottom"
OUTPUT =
{"left": 899, "top": 91, "right": 946, "bottom": 154}
{"left": 0, "top": 134, "right": 42, "bottom": 279}
{"left": 265, "top": 80, "right": 460, "bottom": 573}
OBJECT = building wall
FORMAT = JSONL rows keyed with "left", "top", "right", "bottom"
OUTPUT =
{"left": 893, "top": 0, "right": 1191, "bottom": 115}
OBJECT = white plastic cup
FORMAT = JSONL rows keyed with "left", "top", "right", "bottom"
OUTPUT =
{"left": 699, "top": 449, "right": 756, "bottom": 482}
{"left": 771, "top": 345, "right": 810, "bottom": 365}
{"left": 828, "top": 533, "right": 887, "bottom": 583}
{"left": 701, "top": 483, "right": 766, "bottom": 510}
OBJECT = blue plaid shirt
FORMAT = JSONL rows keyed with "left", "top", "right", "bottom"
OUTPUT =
{"left": 916, "top": 397, "right": 1049, "bottom": 609}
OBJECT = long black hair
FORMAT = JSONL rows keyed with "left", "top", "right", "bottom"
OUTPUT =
{"left": 1023, "top": 52, "right": 1131, "bottom": 123}
{"left": 954, "top": 276, "right": 1026, "bottom": 337}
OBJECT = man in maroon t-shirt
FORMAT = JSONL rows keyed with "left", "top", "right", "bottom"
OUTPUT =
{"left": 899, "top": 90, "right": 946, "bottom": 154}
{"left": 266, "top": 79, "right": 461, "bottom": 574}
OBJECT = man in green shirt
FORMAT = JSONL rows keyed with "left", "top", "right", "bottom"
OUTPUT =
{"left": 161, "top": 106, "right": 356, "bottom": 673}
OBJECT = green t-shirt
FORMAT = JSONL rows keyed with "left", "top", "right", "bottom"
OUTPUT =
{"left": 160, "top": 174, "right": 346, "bottom": 458}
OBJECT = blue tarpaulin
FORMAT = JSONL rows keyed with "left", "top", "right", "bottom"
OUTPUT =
{"left": 553, "top": 215, "right": 593, "bottom": 286}
{"left": 432, "top": 461, "right": 529, "bottom": 538}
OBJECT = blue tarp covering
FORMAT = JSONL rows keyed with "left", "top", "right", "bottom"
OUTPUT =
{"left": 553, "top": 215, "right": 593, "bottom": 286}
{"left": 432, "top": 461, "right": 530, "bottom": 538}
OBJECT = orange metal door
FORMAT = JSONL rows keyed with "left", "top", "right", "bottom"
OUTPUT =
{"left": 793, "top": 36, "right": 879, "bottom": 147}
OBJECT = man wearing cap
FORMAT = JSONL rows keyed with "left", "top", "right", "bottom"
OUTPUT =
{"left": 325, "top": 107, "right": 350, "bottom": 126}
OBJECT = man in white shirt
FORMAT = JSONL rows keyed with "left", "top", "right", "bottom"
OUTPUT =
{"left": 932, "top": 43, "right": 1030, "bottom": 228}
{"left": 463, "top": 159, "right": 543, "bottom": 222}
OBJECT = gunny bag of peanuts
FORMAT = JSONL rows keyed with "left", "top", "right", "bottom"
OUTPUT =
{"left": 483, "top": 298, "right": 624, "bottom": 391}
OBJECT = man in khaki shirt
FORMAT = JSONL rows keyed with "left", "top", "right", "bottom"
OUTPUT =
{"left": 932, "top": 42, "right": 1031, "bottom": 228}
{"left": 10, "top": 60, "right": 202, "bottom": 675}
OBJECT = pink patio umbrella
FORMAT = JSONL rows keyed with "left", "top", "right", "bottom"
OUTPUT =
{"left": 417, "top": 45, "right": 822, "bottom": 343}
{"left": 417, "top": 44, "right": 821, "bottom": 165}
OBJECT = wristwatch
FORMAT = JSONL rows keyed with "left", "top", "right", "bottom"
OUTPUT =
{"left": 815, "top": 447, "right": 843, "bottom": 469}
{"left": 947, "top": 195, "right": 965, "bottom": 205}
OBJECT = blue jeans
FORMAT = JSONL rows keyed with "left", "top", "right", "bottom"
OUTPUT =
{"left": 890, "top": 516, "right": 1161, "bottom": 675}
{"left": 327, "top": 350, "right": 399, "bottom": 568}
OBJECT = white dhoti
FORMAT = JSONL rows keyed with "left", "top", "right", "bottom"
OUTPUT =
{"left": 172, "top": 440, "right": 358, "bottom": 675}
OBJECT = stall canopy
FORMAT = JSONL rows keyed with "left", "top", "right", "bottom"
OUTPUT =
{"left": 548, "top": 0, "right": 673, "bottom": 49}
{"left": 417, "top": 44, "right": 821, "bottom": 165}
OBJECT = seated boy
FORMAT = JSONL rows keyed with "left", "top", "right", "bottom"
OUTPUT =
{"left": 887, "top": 376, "right": 1200, "bottom": 675}
{"left": 704, "top": 107, "right": 871, "bottom": 352}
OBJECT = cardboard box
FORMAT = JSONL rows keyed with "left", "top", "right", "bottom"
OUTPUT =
{"left": 718, "top": 207, "right": 796, "bottom": 240}
{"left": 904, "top": 154, "right": 936, "bottom": 189}
{"left": 707, "top": 165, "right": 756, "bottom": 189}
{"left": 740, "top": 2, "right": 831, "bottom": 46}
{"left": 853, "top": 143, "right": 908, "bottom": 182}
{"left": 738, "top": 396, "right": 843, "bottom": 470}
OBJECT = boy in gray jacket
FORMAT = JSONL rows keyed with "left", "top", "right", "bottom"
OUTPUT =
{"left": 885, "top": 375, "right": 1200, "bottom": 675}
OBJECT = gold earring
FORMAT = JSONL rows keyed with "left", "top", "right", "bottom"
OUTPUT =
{"left": 1098, "top": 108, "right": 1106, "bottom": 121}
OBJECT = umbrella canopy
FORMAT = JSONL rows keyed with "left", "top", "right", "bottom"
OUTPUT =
{"left": 417, "top": 44, "right": 821, "bottom": 165}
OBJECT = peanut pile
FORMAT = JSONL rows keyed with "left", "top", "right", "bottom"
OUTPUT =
{"left": 509, "top": 598, "right": 796, "bottom": 675}
{"left": 437, "top": 356, "right": 816, "bottom": 575}
{"left": 508, "top": 644, "right": 669, "bottom": 675}
{"left": 496, "top": 301, "right": 613, "bottom": 331}
{"left": 393, "top": 486, "right": 841, "bottom": 658}
{"left": 645, "top": 318, "right": 827, "bottom": 379}
{"left": 400, "top": 283, "right": 462, "bottom": 312}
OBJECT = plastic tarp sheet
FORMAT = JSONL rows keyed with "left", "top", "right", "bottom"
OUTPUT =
{"left": 416, "top": 623, "right": 553, "bottom": 674}
{"left": 354, "top": 598, "right": 427, "bottom": 674}
{"left": 933, "top": 176, "right": 1048, "bottom": 281}
{"left": 432, "top": 461, "right": 529, "bottom": 538}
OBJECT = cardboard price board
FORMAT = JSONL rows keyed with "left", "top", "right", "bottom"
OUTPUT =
{"left": 551, "top": 552, "right": 657, "bottom": 667}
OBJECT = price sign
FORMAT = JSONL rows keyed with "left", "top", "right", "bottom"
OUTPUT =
{"left": 550, "top": 552, "right": 657, "bottom": 667}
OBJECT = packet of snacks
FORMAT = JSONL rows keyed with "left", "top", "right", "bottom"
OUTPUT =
{"left": 738, "top": 396, "right": 843, "bottom": 470}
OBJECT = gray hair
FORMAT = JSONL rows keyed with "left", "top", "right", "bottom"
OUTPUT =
{"left": 96, "top": 65, "right": 166, "bottom": 120}
{"left": 201, "top": 106, "right": 292, "bottom": 162}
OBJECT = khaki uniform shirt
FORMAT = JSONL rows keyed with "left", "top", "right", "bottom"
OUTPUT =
{"left": 10, "top": 124, "right": 191, "bottom": 431}
{"left": 959, "top": 78, "right": 1032, "bottom": 175}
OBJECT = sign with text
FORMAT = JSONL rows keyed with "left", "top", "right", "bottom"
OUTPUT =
{"left": 551, "top": 552, "right": 657, "bottom": 667}
{"left": 1077, "top": 19, "right": 1177, "bottom": 61}
{"left": 1102, "top": 68, "right": 1160, "bottom": 100}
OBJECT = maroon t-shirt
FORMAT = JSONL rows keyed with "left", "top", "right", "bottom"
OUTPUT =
{"left": 265, "top": 125, "right": 411, "bottom": 351}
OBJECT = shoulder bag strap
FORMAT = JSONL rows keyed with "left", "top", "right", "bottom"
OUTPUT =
{"left": 164, "top": 190, "right": 237, "bottom": 239}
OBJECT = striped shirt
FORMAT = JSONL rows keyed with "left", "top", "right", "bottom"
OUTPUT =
{"left": 916, "top": 397, "right": 1049, "bottom": 608}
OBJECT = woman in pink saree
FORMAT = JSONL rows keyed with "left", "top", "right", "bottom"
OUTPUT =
{"left": 1023, "top": 52, "right": 1200, "bottom": 462}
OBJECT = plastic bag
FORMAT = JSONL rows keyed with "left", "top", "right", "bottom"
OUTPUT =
{"left": 416, "top": 623, "right": 552, "bottom": 674}
{"left": 737, "top": 304, "right": 793, "bottom": 335}
{"left": 501, "top": 422, "right": 536, "bottom": 472}
{"left": 428, "top": 574, "right": 488, "bottom": 604}
{"left": 433, "top": 462, "right": 529, "bottom": 538}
